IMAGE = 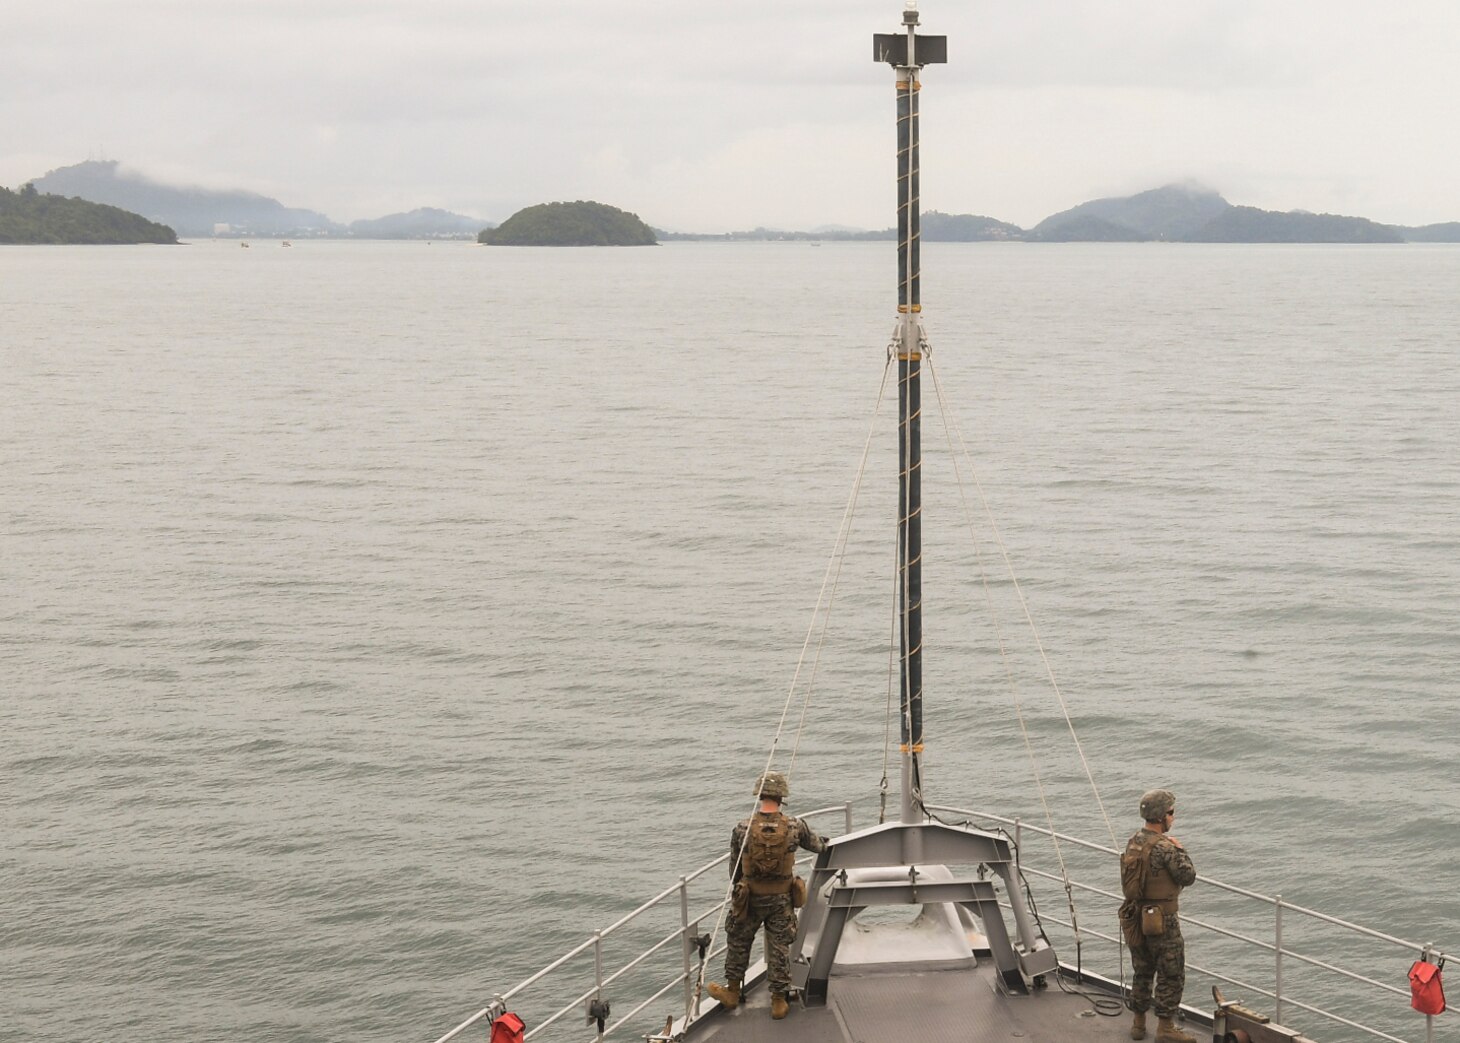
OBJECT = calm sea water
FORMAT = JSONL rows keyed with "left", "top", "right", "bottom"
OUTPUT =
{"left": 4, "top": 240, "right": 1457, "bottom": 1043}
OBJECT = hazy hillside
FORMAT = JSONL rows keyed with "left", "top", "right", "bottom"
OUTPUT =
{"left": 347, "top": 207, "right": 489, "bottom": 239}
{"left": 1392, "top": 222, "right": 1460, "bottom": 242}
{"left": 31, "top": 161, "right": 339, "bottom": 237}
{"left": 921, "top": 210, "right": 1023, "bottom": 241}
{"left": 1027, "top": 183, "right": 1414, "bottom": 243}
{"left": 1027, "top": 214, "right": 1152, "bottom": 242}
{"left": 1033, "top": 183, "right": 1231, "bottom": 241}
{"left": 1186, "top": 207, "right": 1404, "bottom": 243}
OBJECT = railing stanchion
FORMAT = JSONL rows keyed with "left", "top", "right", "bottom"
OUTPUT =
{"left": 1274, "top": 894, "right": 1284, "bottom": 1025}
{"left": 593, "top": 930, "right": 605, "bottom": 1042}
{"left": 1425, "top": 942, "right": 1435, "bottom": 1043}
{"left": 844, "top": 802, "right": 853, "bottom": 834}
{"left": 680, "top": 876, "right": 693, "bottom": 1021}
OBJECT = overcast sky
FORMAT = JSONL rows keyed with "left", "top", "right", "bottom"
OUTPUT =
{"left": 5, "top": 1, "right": 1459, "bottom": 231}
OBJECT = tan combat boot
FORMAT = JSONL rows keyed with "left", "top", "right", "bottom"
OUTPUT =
{"left": 1155, "top": 1016, "right": 1195, "bottom": 1043}
{"left": 1130, "top": 1010, "right": 1146, "bottom": 1040}
{"left": 770, "top": 993, "right": 789, "bottom": 1020}
{"left": 707, "top": 981, "right": 740, "bottom": 1009}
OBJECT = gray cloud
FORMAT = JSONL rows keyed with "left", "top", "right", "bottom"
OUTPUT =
{"left": 5, "top": 1, "right": 1459, "bottom": 230}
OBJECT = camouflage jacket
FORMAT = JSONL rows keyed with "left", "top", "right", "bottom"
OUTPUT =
{"left": 729, "top": 811, "right": 827, "bottom": 880}
{"left": 1129, "top": 827, "right": 1197, "bottom": 898}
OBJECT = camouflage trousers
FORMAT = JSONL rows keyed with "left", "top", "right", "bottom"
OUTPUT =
{"left": 1129, "top": 916, "right": 1186, "bottom": 1017}
{"left": 724, "top": 894, "right": 797, "bottom": 994}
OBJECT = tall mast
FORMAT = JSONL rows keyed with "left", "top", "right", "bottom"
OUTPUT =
{"left": 874, "top": 5, "right": 945, "bottom": 825}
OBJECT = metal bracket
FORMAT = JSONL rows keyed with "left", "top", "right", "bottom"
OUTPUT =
{"left": 643, "top": 1014, "right": 682, "bottom": 1042}
{"left": 587, "top": 998, "right": 611, "bottom": 1033}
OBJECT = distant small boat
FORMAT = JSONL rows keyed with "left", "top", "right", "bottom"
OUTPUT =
{"left": 282, "top": 241, "right": 292, "bottom": 248}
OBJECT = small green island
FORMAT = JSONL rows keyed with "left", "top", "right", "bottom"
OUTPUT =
{"left": 479, "top": 200, "right": 657, "bottom": 246}
{"left": 1, "top": 184, "right": 178, "bottom": 244}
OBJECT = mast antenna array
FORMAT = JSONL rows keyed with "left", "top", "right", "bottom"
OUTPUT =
{"left": 874, "top": 2, "right": 945, "bottom": 825}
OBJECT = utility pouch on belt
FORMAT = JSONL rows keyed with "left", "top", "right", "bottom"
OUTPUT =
{"left": 731, "top": 881, "right": 750, "bottom": 922}
{"left": 1140, "top": 904, "right": 1165, "bottom": 936}
{"left": 1119, "top": 901, "right": 1144, "bottom": 947}
{"left": 791, "top": 876, "right": 807, "bottom": 909}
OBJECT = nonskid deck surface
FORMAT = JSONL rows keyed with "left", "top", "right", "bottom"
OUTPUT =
{"left": 690, "top": 963, "right": 1164, "bottom": 1043}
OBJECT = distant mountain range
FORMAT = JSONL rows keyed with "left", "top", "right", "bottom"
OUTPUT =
{"left": 658, "top": 211, "right": 1022, "bottom": 242}
{"left": 27, "top": 161, "right": 489, "bottom": 238}
{"left": 346, "top": 207, "right": 486, "bottom": 238}
{"left": 668, "top": 184, "right": 1460, "bottom": 244}
{"left": 1025, "top": 184, "right": 1414, "bottom": 243}
{"left": 18, "top": 162, "right": 1460, "bottom": 244}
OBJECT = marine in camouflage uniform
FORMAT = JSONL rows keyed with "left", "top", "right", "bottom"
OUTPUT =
{"left": 708, "top": 772, "right": 826, "bottom": 1020}
{"left": 722, "top": 813, "right": 825, "bottom": 992}
{"left": 1125, "top": 789, "right": 1197, "bottom": 1043}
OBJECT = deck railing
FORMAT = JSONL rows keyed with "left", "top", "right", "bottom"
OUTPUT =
{"left": 927, "top": 804, "right": 1450, "bottom": 1043}
{"left": 430, "top": 803, "right": 1448, "bottom": 1043}
{"left": 430, "top": 804, "right": 854, "bottom": 1043}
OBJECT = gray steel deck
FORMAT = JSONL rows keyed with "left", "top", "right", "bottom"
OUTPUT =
{"left": 689, "top": 963, "right": 1192, "bottom": 1043}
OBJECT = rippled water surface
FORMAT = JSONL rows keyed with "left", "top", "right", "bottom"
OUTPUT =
{"left": 4, "top": 240, "right": 1458, "bottom": 1043}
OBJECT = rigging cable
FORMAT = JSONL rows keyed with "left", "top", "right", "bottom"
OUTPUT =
{"left": 926, "top": 357, "right": 1128, "bottom": 998}
{"left": 879, "top": 317, "right": 907, "bottom": 821}
{"left": 927, "top": 359, "right": 1119, "bottom": 849}
{"left": 693, "top": 350, "right": 895, "bottom": 1005}
{"left": 879, "top": 517, "right": 900, "bottom": 825}
{"left": 787, "top": 348, "right": 897, "bottom": 778}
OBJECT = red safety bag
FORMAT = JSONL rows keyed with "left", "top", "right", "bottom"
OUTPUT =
{"left": 1409, "top": 959, "right": 1446, "bottom": 1016}
{"left": 490, "top": 1012, "right": 526, "bottom": 1043}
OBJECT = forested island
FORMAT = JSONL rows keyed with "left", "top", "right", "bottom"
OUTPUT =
{"left": 480, "top": 200, "right": 656, "bottom": 246}
{"left": 0, "top": 184, "right": 177, "bottom": 244}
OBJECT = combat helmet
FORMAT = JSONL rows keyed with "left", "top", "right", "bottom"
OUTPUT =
{"left": 755, "top": 771, "right": 789, "bottom": 801}
{"left": 1139, "top": 789, "right": 1176, "bottom": 821}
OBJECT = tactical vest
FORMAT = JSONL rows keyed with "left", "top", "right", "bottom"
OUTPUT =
{"left": 741, "top": 812, "right": 797, "bottom": 896}
{"left": 1125, "top": 829, "right": 1182, "bottom": 913}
